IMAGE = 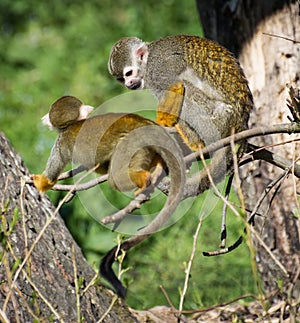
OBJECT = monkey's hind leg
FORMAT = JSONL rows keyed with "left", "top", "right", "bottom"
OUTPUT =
{"left": 130, "top": 170, "right": 151, "bottom": 195}
{"left": 129, "top": 149, "right": 165, "bottom": 196}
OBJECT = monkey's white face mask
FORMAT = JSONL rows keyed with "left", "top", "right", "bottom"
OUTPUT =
{"left": 122, "top": 42, "right": 148, "bottom": 90}
{"left": 123, "top": 66, "right": 145, "bottom": 90}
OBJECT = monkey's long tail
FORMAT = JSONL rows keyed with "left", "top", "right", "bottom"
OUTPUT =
{"left": 100, "top": 124, "right": 185, "bottom": 298}
{"left": 100, "top": 234, "right": 150, "bottom": 298}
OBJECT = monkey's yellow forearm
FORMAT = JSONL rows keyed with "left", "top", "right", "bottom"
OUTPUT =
{"left": 156, "top": 81, "right": 185, "bottom": 127}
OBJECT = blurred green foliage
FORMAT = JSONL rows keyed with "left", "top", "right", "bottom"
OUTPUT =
{"left": 0, "top": 0, "right": 256, "bottom": 310}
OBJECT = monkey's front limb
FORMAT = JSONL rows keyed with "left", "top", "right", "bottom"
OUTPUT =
{"left": 156, "top": 81, "right": 185, "bottom": 127}
{"left": 32, "top": 174, "right": 57, "bottom": 193}
{"left": 32, "top": 138, "right": 69, "bottom": 193}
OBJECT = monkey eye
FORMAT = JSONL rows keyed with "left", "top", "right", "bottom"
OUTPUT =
{"left": 125, "top": 70, "right": 133, "bottom": 77}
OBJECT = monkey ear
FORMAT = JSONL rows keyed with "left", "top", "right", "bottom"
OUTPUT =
{"left": 78, "top": 105, "right": 94, "bottom": 120}
{"left": 41, "top": 113, "right": 54, "bottom": 130}
{"left": 134, "top": 43, "right": 148, "bottom": 62}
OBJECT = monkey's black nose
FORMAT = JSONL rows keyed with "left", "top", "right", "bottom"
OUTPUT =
{"left": 127, "top": 81, "right": 142, "bottom": 90}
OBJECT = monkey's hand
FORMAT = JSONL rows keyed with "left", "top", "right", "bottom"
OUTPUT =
{"left": 156, "top": 81, "right": 185, "bottom": 127}
{"left": 32, "top": 174, "right": 57, "bottom": 193}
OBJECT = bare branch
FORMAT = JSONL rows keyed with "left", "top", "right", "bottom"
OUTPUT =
{"left": 243, "top": 143, "right": 300, "bottom": 178}
{"left": 58, "top": 165, "right": 86, "bottom": 180}
{"left": 101, "top": 166, "right": 164, "bottom": 227}
{"left": 262, "top": 32, "right": 300, "bottom": 44}
{"left": 50, "top": 138, "right": 300, "bottom": 197}
{"left": 100, "top": 191, "right": 151, "bottom": 227}
{"left": 52, "top": 174, "right": 108, "bottom": 191}
{"left": 160, "top": 285, "right": 177, "bottom": 310}
{"left": 187, "top": 294, "right": 258, "bottom": 317}
{"left": 184, "top": 122, "right": 300, "bottom": 165}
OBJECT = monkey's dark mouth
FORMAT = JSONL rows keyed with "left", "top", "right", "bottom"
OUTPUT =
{"left": 127, "top": 81, "right": 142, "bottom": 90}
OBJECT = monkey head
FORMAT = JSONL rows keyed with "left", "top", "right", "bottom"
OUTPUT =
{"left": 42, "top": 95, "right": 94, "bottom": 131}
{"left": 108, "top": 37, "right": 149, "bottom": 90}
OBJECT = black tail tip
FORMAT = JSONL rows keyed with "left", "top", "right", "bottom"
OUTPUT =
{"left": 100, "top": 253, "right": 127, "bottom": 299}
{"left": 115, "top": 284, "right": 127, "bottom": 299}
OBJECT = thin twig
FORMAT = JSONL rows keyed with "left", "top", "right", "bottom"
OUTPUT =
{"left": 12, "top": 287, "right": 41, "bottom": 321}
{"left": 97, "top": 237, "right": 124, "bottom": 322}
{"left": 72, "top": 244, "right": 81, "bottom": 323}
{"left": 290, "top": 146, "right": 300, "bottom": 242}
{"left": 101, "top": 192, "right": 150, "bottom": 225}
{"left": 242, "top": 141, "right": 300, "bottom": 179}
{"left": 97, "top": 295, "right": 118, "bottom": 323}
{"left": 80, "top": 273, "right": 98, "bottom": 297}
{"left": 231, "top": 130, "right": 246, "bottom": 214}
{"left": 189, "top": 293, "right": 258, "bottom": 318}
{"left": 263, "top": 32, "right": 300, "bottom": 44}
{"left": 203, "top": 165, "right": 292, "bottom": 256}
{"left": 20, "top": 178, "right": 29, "bottom": 257}
{"left": 198, "top": 148, "right": 241, "bottom": 218}
{"left": 2, "top": 252, "right": 20, "bottom": 322}
{"left": 5, "top": 229, "right": 64, "bottom": 321}
{"left": 3, "top": 195, "right": 69, "bottom": 321}
{"left": 251, "top": 227, "right": 289, "bottom": 277}
{"left": 287, "top": 86, "right": 300, "bottom": 122}
{"left": 160, "top": 285, "right": 177, "bottom": 309}
{"left": 177, "top": 213, "right": 204, "bottom": 322}
{"left": 0, "top": 309, "right": 10, "bottom": 323}
{"left": 101, "top": 165, "right": 163, "bottom": 227}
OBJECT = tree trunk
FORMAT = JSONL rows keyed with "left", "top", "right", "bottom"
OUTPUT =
{"left": 197, "top": 0, "right": 300, "bottom": 306}
{"left": 0, "top": 132, "right": 137, "bottom": 322}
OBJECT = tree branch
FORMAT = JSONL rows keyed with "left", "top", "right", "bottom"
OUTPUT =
{"left": 57, "top": 165, "right": 86, "bottom": 180}
{"left": 101, "top": 191, "right": 151, "bottom": 228}
{"left": 101, "top": 165, "right": 164, "bottom": 228}
{"left": 52, "top": 174, "right": 108, "bottom": 191}
{"left": 184, "top": 122, "right": 300, "bottom": 165}
{"left": 39, "top": 122, "right": 300, "bottom": 209}
{"left": 243, "top": 143, "right": 300, "bottom": 177}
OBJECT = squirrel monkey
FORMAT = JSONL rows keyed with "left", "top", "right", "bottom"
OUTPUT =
{"left": 108, "top": 35, "right": 253, "bottom": 194}
{"left": 32, "top": 95, "right": 185, "bottom": 298}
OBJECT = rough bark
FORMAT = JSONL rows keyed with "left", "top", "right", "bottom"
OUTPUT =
{"left": 197, "top": 0, "right": 300, "bottom": 304}
{"left": 0, "top": 132, "right": 137, "bottom": 322}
